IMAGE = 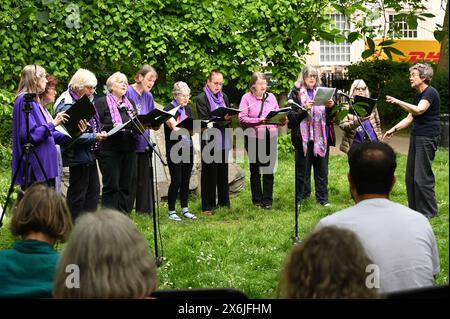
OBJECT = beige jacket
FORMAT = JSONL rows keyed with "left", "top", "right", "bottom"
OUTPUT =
{"left": 339, "top": 107, "right": 382, "bottom": 154}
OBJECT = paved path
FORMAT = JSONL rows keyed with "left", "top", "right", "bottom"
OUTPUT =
{"left": 330, "top": 125, "right": 409, "bottom": 156}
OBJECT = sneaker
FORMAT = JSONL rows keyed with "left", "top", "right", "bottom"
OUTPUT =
{"left": 262, "top": 204, "right": 272, "bottom": 210}
{"left": 168, "top": 212, "right": 181, "bottom": 222}
{"left": 182, "top": 211, "right": 197, "bottom": 220}
{"left": 321, "top": 202, "right": 331, "bottom": 207}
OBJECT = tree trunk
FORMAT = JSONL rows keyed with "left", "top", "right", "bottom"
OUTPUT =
{"left": 437, "top": 0, "right": 449, "bottom": 73}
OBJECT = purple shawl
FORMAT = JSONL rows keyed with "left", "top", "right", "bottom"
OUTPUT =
{"left": 203, "top": 85, "right": 225, "bottom": 111}
{"left": 106, "top": 93, "right": 134, "bottom": 124}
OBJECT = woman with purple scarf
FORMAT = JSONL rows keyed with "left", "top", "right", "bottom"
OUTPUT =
{"left": 287, "top": 65, "right": 335, "bottom": 206}
{"left": 164, "top": 81, "right": 196, "bottom": 221}
{"left": 95, "top": 72, "right": 138, "bottom": 214}
{"left": 195, "top": 70, "right": 233, "bottom": 215}
{"left": 55, "top": 69, "right": 107, "bottom": 220}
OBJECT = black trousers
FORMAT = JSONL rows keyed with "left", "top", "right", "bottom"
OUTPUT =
{"left": 167, "top": 159, "right": 193, "bottom": 211}
{"left": 98, "top": 150, "right": 136, "bottom": 214}
{"left": 200, "top": 147, "right": 230, "bottom": 211}
{"left": 129, "top": 151, "right": 154, "bottom": 214}
{"left": 295, "top": 141, "right": 329, "bottom": 204}
{"left": 406, "top": 135, "right": 439, "bottom": 218}
{"left": 245, "top": 131, "right": 277, "bottom": 206}
{"left": 67, "top": 163, "right": 100, "bottom": 220}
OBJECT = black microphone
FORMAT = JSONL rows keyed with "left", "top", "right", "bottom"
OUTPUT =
{"left": 287, "top": 99, "right": 307, "bottom": 111}
{"left": 336, "top": 90, "right": 350, "bottom": 99}
{"left": 262, "top": 92, "right": 269, "bottom": 101}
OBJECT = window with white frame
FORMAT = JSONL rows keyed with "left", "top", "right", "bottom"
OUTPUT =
{"left": 389, "top": 14, "right": 418, "bottom": 38}
{"left": 320, "top": 14, "right": 351, "bottom": 64}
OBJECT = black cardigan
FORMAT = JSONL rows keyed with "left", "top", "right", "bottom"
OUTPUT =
{"left": 287, "top": 86, "right": 336, "bottom": 149}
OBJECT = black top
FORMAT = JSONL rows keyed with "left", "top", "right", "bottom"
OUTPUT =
{"left": 163, "top": 104, "right": 194, "bottom": 162}
{"left": 412, "top": 85, "right": 441, "bottom": 137}
{"left": 95, "top": 96, "right": 137, "bottom": 152}
{"left": 195, "top": 91, "right": 231, "bottom": 129}
{"left": 287, "top": 86, "right": 336, "bottom": 149}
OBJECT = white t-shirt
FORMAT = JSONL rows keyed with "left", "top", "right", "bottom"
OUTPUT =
{"left": 316, "top": 198, "right": 440, "bottom": 294}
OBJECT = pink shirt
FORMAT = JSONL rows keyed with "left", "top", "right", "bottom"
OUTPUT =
{"left": 238, "top": 92, "right": 280, "bottom": 139}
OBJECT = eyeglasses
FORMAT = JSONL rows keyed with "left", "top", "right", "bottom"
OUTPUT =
{"left": 211, "top": 81, "right": 223, "bottom": 86}
{"left": 177, "top": 94, "right": 190, "bottom": 98}
{"left": 305, "top": 74, "right": 318, "bottom": 79}
{"left": 47, "top": 87, "right": 56, "bottom": 92}
{"left": 355, "top": 86, "right": 367, "bottom": 91}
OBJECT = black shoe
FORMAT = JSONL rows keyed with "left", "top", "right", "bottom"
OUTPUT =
{"left": 262, "top": 204, "right": 272, "bottom": 210}
{"left": 254, "top": 203, "right": 263, "bottom": 208}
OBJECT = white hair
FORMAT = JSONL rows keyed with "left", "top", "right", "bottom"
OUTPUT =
{"left": 106, "top": 72, "right": 128, "bottom": 92}
{"left": 69, "top": 68, "right": 97, "bottom": 91}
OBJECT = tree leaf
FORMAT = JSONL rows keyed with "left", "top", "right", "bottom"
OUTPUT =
{"left": 434, "top": 30, "right": 446, "bottom": 42}
{"left": 383, "top": 46, "right": 405, "bottom": 56}
{"left": 378, "top": 40, "right": 395, "bottom": 46}
{"left": 366, "top": 37, "right": 375, "bottom": 51}
{"left": 347, "top": 32, "right": 360, "bottom": 43}
{"left": 361, "top": 49, "right": 374, "bottom": 59}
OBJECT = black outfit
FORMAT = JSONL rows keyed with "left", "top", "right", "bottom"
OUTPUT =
{"left": 245, "top": 130, "right": 277, "bottom": 207}
{"left": 287, "top": 86, "right": 336, "bottom": 204}
{"left": 195, "top": 92, "right": 231, "bottom": 211}
{"left": 95, "top": 96, "right": 137, "bottom": 214}
{"left": 164, "top": 104, "right": 194, "bottom": 211}
{"left": 55, "top": 93, "right": 101, "bottom": 220}
{"left": 407, "top": 85, "right": 441, "bottom": 218}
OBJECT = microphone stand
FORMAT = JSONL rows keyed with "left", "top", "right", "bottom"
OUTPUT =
{"left": 1, "top": 94, "right": 50, "bottom": 228}
{"left": 287, "top": 99, "right": 309, "bottom": 243}
{"left": 342, "top": 95, "right": 374, "bottom": 142}
{"left": 129, "top": 112, "right": 166, "bottom": 267}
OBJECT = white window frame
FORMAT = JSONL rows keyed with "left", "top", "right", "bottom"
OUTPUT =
{"left": 319, "top": 13, "right": 352, "bottom": 65}
{"left": 388, "top": 13, "right": 419, "bottom": 39}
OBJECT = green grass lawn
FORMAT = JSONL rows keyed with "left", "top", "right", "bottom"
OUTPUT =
{"left": 0, "top": 149, "right": 448, "bottom": 298}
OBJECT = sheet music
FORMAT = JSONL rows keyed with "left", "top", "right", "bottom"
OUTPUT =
{"left": 167, "top": 105, "right": 181, "bottom": 116}
{"left": 314, "top": 87, "right": 336, "bottom": 106}
{"left": 55, "top": 125, "right": 71, "bottom": 137}
{"left": 107, "top": 120, "right": 131, "bottom": 137}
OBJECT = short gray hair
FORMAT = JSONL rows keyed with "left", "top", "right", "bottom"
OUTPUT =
{"left": 295, "top": 64, "right": 322, "bottom": 88}
{"left": 106, "top": 72, "right": 128, "bottom": 92}
{"left": 172, "top": 81, "right": 190, "bottom": 97}
{"left": 69, "top": 69, "right": 97, "bottom": 91}
{"left": 53, "top": 209, "right": 157, "bottom": 298}
{"left": 409, "top": 63, "right": 433, "bottom": 84}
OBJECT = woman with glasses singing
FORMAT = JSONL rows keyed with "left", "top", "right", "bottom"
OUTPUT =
{"left": 339, "top": 79, "right": 382, "bottom": 154}
{"left": 12, "top": 65, "right": 71, "bottom": 190}
{"left": 164, "top": 82, "right": 197, "bottom": 221}
{"left": 287, "top": 65, "right": 335, "bottom": 207}
{"left": 54, "top": 69, "right": 107, "bottom": 220}
{"left": 195, "top": 70, "right": 233, "bottom": 215}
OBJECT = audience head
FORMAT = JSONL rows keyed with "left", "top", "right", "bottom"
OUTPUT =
{"left": 172, "top": 81, "right": 191, "bottom": 107}
{"left": 206, "top": 69, "right": 224, "bottom": 95}
{"left": 134, "top": 64, "right": 157, "bottom": 92}
{"left": 69, "top": 68, "right": 97, "bottom": 99}
{"left": 409, "top": 63, "right": 433, "bottom": 85}
{"left": 16, "top": 64, "right": 47, "bottom": 96}
{"left": 53, "top": 209, "right": 157, "bottom": 298}
{"left": 280, "top": 226, "right": 378, "bottom": 299}
{"left": 349, "top": 79, "right": 370, "bottom": 98}
{"left": 295, "top": 64, "right": 321, "bottom": 89}
{"left": 10, "top": 184, "right": 73, "bottom": 244}
{"left": 39, "top": 74, "right": 58, "bottom": 105}
{"left": 348, "top": 142, "right": 397, "bottom": 198}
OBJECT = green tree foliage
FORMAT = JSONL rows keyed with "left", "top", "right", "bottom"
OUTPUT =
{"left": 0, "top": 0, "right": 432, "bottom": 100}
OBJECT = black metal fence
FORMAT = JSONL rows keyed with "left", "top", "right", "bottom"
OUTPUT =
{"left": 321, "top": 73, "right": 352, "bottom": 92}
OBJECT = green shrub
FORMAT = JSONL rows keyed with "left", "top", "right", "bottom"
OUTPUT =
{"left": 277, "top": 133, "right": 294, "bottom": 154}
{"left": 432, "top": 71, "right": 449, "bottom": 115}
{"left": 0, "top": 89, "right": 14, "bottom": 148}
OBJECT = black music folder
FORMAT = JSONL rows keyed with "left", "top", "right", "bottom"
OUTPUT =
{"left": 210, "top": 106, "right": 240, "bottom": 118}
{"left": 265, "top": 107, "right": 291, "bottom": 125}
{"left": 350, "top": 95, "right": 377, "bottom": 117}
{"left": 61, "top": 94, "right": 96, "bottom": 138}
{"left": 137, "top": 108, "right": 176, "bottom": 127}
{"left": 176, "top": 118, "right": 211, "bottom": 130}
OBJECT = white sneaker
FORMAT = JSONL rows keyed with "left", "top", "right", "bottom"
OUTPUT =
{"left": 182, "top": 211, "right": 197, "bottom": 220}
{"left": 168, "top": 212, "right": 181, "bottom": 222}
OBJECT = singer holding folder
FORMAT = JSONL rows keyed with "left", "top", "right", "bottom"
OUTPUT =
{"left": 195, "top": 70, "right": 232, "bottom": 215}
{"left": 125, "top": 64, "right": 159, "bottom": 215}
{"left": 54, "top": 69, "right": 107, "bottom": 220}
{"left": 164, "top": 82, "right": 196, "bottom": 221}
{"left": 95, "top": 72, "right": 138, "bottom": 214}
{"left": 287, "top": 65, "right": 335, "bottom": 206}
{"left": 239, "top": 72, "right": 286, "bottom": 209}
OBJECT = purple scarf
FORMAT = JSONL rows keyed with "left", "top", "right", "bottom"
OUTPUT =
{"left": 298, "top": 85, "right": 327, "bottom": 157}
{"left": 106, "top": 93, "right": 134, "bottom": 124}
{"left": 172, "top": 100, "right": 186, "bottom": 122}
{"left": 204, "top": 85, "right": 225, "bottom": 111}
